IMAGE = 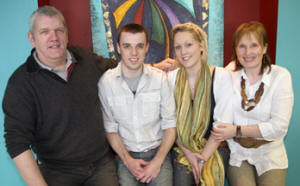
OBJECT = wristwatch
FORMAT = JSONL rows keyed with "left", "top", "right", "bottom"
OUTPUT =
{"left": 236, "top": 125, "right": 242, "bottom": 137}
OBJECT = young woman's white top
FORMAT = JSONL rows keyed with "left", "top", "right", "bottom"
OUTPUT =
{"left": 167, "top": 67, "right": 233, "bottom": 128}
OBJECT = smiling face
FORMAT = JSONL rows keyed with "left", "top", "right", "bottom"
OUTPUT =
{"left": 235, "top": 33, "right": 267, "bottom": 73}
{"left": 173, "top": 31, "right": 202, "bottom": 71}
{"left": 28, "top": 15, "right": 68, "bottom": 68}
{"left": 117, "top": 31, "right": 149, "bottom": 77}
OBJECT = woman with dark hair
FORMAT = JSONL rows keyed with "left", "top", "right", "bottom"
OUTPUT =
{"left": 212, "top": 21, "right": 294, "bottom": 186}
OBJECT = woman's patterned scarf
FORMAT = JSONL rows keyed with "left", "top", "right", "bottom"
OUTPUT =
{"left": 174, "top": 63, "right": 224, "bottom": 186}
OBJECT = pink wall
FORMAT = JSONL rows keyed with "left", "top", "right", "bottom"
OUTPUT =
{"left": 259, "top": 0, "right": 278, "bottom": 65}
{"left": 39, "top": 0, "right": 278, "bottom": 66}
{"left": 38, "top": 0, "right": 93, "bottom": 50}
{"left": 224, "top": 0, "right": 278, "bottom": 66}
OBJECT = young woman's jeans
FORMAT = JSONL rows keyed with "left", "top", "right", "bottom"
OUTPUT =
{"left": 172, "top": 146, "right": 230, "bottom": 186}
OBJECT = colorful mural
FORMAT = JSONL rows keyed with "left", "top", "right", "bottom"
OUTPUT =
{"left": 90, "top": 0, "right": 223, "bottom": 66}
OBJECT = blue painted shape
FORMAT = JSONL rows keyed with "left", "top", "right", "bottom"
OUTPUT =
{"left": 175, "top": 0, "right": 196, "bottom": 17}
{"left": 90, "top": 0, "right": 109, "bottom": 57}
{"left": 208, "top": 0, "right": 224, "bottom": 67}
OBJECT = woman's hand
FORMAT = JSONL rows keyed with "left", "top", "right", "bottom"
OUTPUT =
{"left": 211, "top": 123, "right": 236, "bottom": 142}
{"left": 182, "top": 148, "right": 205, "bottom": 184}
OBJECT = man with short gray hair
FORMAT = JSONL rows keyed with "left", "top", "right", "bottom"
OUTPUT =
{"left": 3, "top": 6, "right": 119, "bottom": 186}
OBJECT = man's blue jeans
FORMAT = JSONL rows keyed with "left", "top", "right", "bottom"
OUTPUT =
{"left": 116, "top": 149, "right": 173, "bottom": 186}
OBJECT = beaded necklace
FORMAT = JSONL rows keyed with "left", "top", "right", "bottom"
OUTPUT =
{"left": 240, "top": 76, "right": 264, "bottom": 111}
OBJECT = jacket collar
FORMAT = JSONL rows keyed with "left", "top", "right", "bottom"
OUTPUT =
{"left": 26, "top": 47, "right": 77, "bottom": 73}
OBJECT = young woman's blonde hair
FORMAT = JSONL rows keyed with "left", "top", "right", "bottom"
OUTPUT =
{"left": 172, "top": 22, "right": 208, "bottom": 65}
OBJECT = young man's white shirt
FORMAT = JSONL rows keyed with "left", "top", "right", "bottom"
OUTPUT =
{"left": 98, "top": 63, "right": 176, "bottom": 152}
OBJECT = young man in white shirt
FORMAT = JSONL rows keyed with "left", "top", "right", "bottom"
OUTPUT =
{"left": 98, "top": 23, "right": 176, "bottom": 186}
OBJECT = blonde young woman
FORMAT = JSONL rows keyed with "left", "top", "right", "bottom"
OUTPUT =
{"left": 167, "top": 22, "right": 233, "bottom": 186}
{"left": 212, "top": 21, "right": 294, "bottom": 186}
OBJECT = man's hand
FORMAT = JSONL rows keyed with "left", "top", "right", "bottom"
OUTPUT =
{"left": 138, "top": 158, "right": 163, "bottom": 183}
{"left": 125, "top": 156, "right": 149, "bottom": 179}
{"left": 153, "top": 58, "right": 177, "bottom": 72}
{"left": 13, "top": 150, "right": 48, "bottom": 186}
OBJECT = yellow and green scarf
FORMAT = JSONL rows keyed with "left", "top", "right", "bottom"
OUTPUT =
{"left": 174, "top": 63, "right": 224, "bottom": 186}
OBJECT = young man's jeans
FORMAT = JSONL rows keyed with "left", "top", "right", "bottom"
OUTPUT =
{"left": 38, "top": 156, "right": 118, "bottom": 186}
{"left": 116, "top": 149, "right": 173, "bottom": 186}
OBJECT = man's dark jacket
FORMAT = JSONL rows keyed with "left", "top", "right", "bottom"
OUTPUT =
{"left": 3, "top": 46, "right": 117, "bottom": 168}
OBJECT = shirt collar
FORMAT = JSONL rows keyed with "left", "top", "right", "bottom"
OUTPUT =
{"left": 261, "top": 67, "right": 272, "bottom": 87}
{"left": 240, "top": 67, "right": 272, "bottom": 87}
{"left": 114, "top": 62, "right": 151, "bottom": 79}
{"left": 33, "top": 50, "right": 74, "bottom": 72}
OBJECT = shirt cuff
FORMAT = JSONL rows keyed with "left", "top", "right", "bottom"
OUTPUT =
{"left": 258, "top": 122, "right": 276, "bottom": 141}
{"left": 161, "top": 119, "right": 176, "bottom": 130}
{"left": 104, "top": 121, "right": 119, "bottom": 133}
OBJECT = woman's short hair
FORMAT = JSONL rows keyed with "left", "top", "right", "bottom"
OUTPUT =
{"left": 232, "top": 21, "right": 272, "bottom": 74}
